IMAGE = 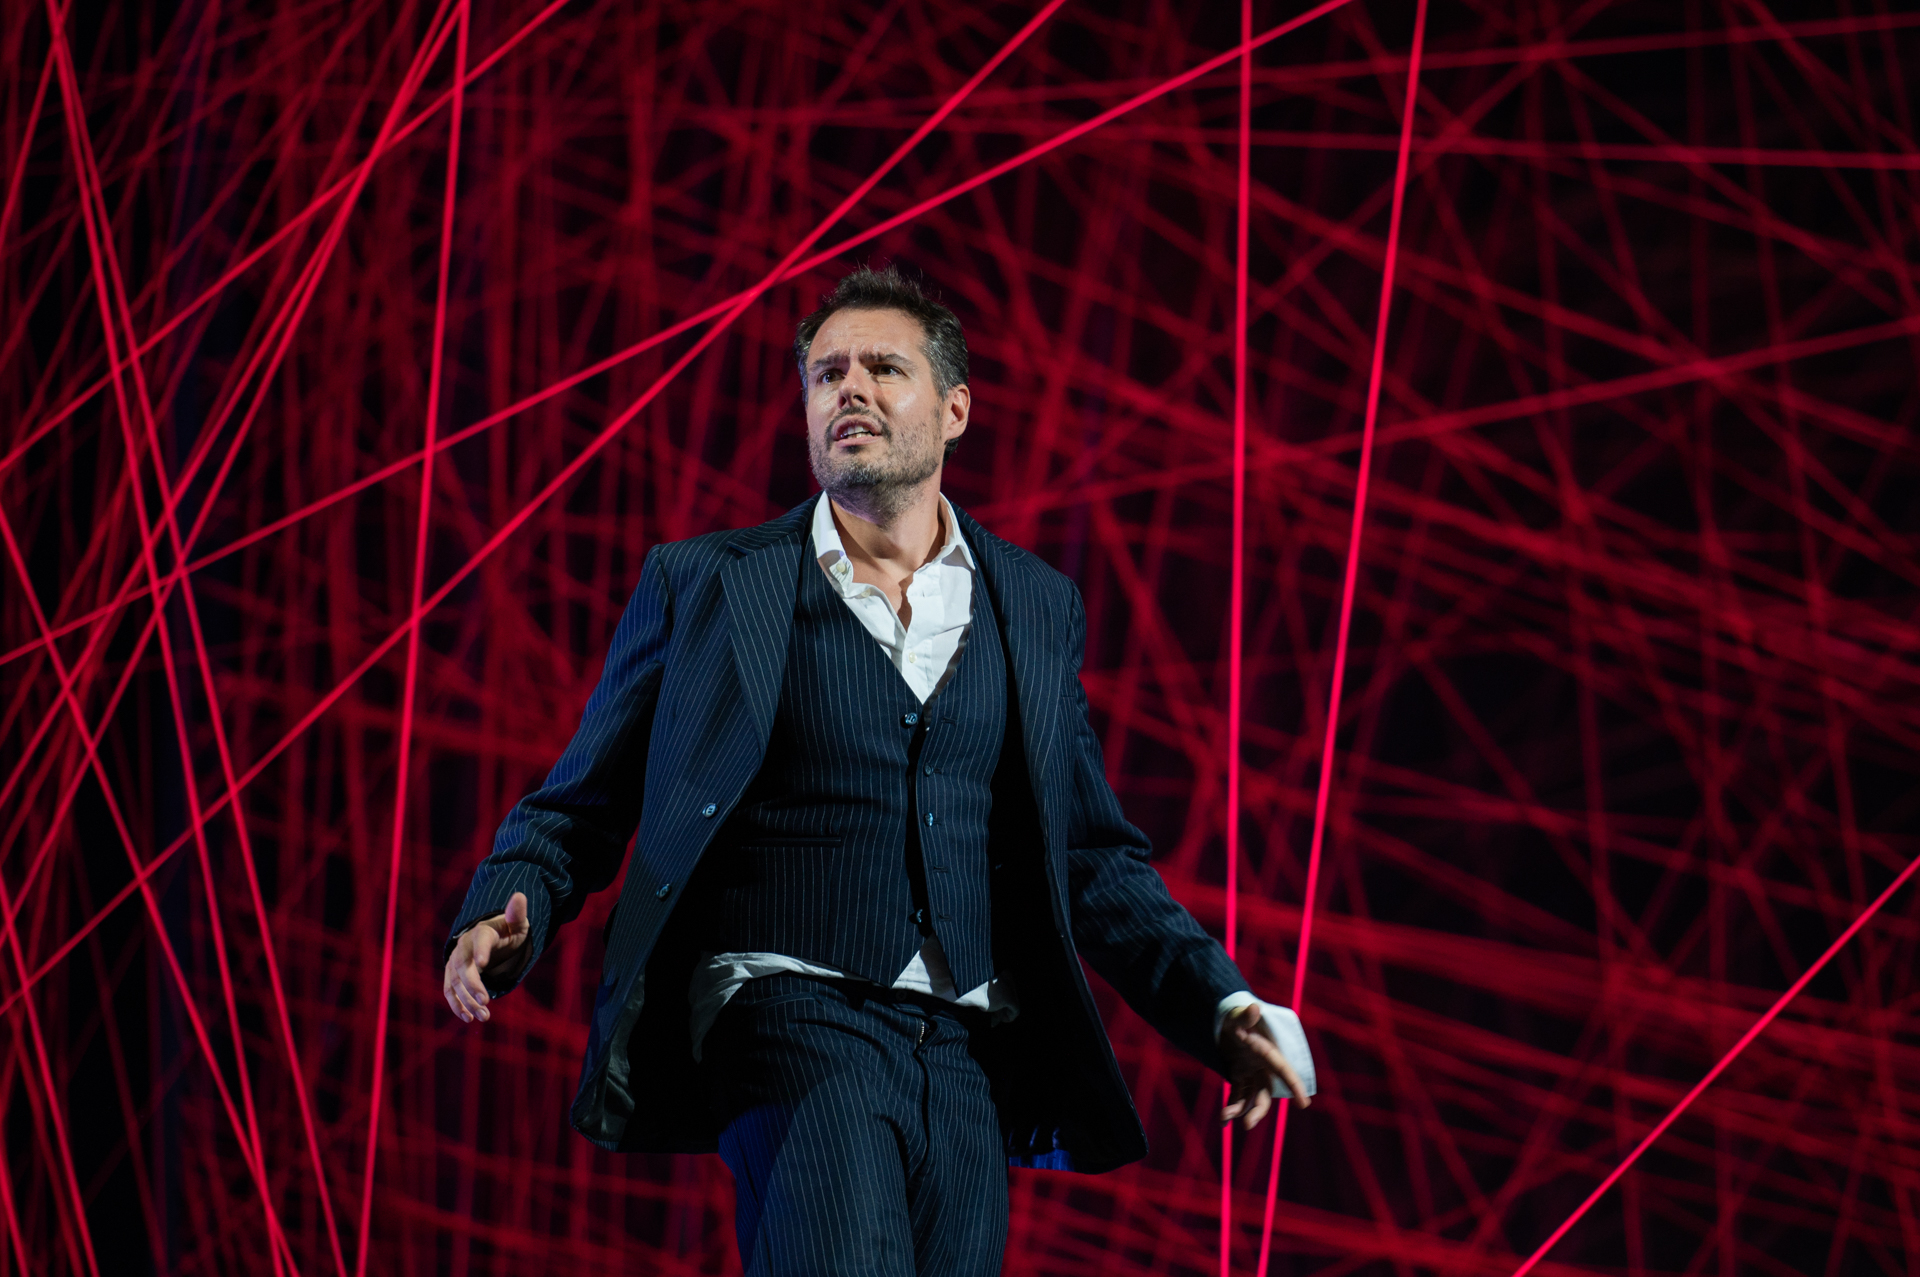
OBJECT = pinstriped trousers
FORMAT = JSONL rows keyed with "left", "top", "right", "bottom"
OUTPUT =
{"left": 701, "top": 975, "right": 1009, "bottom": 1276}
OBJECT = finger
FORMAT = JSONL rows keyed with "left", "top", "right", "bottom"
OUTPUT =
{"left": 459, "top": 959, "right": 491, "bottom": 1004}
{"left": 1220, "top": 1097, "right": 1245, "bottom": 1125}
{"left": 1240, "top": 1090, "right": 1272, "bottom": 1131}
{"left": 448, "top": 981, "right": 477, "bottom": 1022}
{"left": 501, "top": 892, "right": 529, "bottom": 941}
{"left": 456, "top": 969, "right": 492, "bottom": 1022}
{"left": 453, "top": 950, "right": 490, "bottom": 1001}
{"left": 1235, "top": 1025, "right": 1293, "bottom": 1074}
{"left": 1236, "top": 1033, "right": 1312, "bottom": 1107}
{"left": 488, "top": 910, "right": 529, "bottom": 956}
{"left": 446, "top": 965, "right": 484, "bottom": 1023}
{"left": 1238, "top": 1033, "right": 1309, "bottom": 1105}
{"left": 472, "top": 908, "right": 513, "bottom": 942}
{"left": 460, "top": 983, "right": 491, "bottom": 1023}
{"left": 1276, "top": 1058, "right": 1310, "bottom": 1107}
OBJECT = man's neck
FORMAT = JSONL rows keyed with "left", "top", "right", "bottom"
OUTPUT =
{"left": 827, "top": 483, "right": 946, "bottom": 587}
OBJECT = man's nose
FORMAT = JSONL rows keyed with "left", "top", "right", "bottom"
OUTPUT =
{"left": 837, "top": 370, "right": 873, "bottom": 405}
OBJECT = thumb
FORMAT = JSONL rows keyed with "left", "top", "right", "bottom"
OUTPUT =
{"left": 501, "top": 892, "right": 530, "bottom": 942}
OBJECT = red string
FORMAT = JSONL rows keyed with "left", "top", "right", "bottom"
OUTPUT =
{"left": 1220, "top": 0, "right": 1254, "bottom": 1272}
{"left": 1256, "top": 5, "right": 1429, "bottom": 1275}
{"left": 1509, "top": 847, "right": 1920, "bottom": 1276}
{"left": 357, "top": 4, "right": 471, "bottom": 1272}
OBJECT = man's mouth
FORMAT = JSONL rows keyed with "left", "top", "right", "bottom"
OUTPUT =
{"left": 833, "top": 418, "right": 882, "bottom": 442}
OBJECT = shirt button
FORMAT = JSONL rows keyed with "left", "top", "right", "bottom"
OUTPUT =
{"left": 907, "top": 652, "right": 917, "bottom": 663}
{"left": 701, "top": 803, "right": 717, "bottom": 817}
{"left": 655, "top": 883, "right": 673, "bottom": 899}
{"left": 902, "top": 712, "right": 919, "bottom": 727}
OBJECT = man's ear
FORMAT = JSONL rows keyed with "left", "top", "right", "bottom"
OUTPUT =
{"left": 943, "top": 383, "right": 971, "bottom": 446}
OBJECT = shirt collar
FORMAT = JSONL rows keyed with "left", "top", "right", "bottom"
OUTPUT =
{"left": 811, "top": 493, "right": 976, "bottom": 579}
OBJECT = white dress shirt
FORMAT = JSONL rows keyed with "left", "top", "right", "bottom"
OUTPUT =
{"left": 686, "top": 496, "right": 1314, "bottom": 1099}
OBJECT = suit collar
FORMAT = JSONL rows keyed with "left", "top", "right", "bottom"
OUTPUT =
{"left": 948, "top": 502, "right": 1038, "bottom": 579}
{"left": 724, "top": 495, "right": 817, "bottom": 557}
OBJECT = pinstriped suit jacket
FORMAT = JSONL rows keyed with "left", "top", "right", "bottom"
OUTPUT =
{"left": 447, "top": 494, "right": 1248, "bottom": 1173}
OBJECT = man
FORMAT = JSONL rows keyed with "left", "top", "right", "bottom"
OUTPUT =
{"left": 443, "top": 265, "right": 1316, "bottom": 1275}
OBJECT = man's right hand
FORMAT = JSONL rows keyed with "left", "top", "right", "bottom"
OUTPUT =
{"left": 443, "top": 891, "right": 531, "bottom": 1023}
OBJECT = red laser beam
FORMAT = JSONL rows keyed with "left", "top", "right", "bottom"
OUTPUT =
{"left": 1510, "top": 847, "right": 1920, "bottom": 1277}
{"left": 1219, "top": 0, "right": 1254, "bottom": 1272}
{"left": 1249, "top": 9, "right": 1430, "bottom": 1271}
{"left": 355, "top": 7, "right": 472, "bottom": 1268}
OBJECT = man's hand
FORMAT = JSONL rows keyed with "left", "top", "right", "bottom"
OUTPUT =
{"left": 443, "top": 892, "right": 531, "bottom": 1023}
{"left": 1219, "top": 1002, "right": 1311, "bottom": 1130}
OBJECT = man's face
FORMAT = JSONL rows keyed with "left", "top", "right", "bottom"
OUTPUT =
{"left": 803, "top": 308, "right": 967, "bottom": 500}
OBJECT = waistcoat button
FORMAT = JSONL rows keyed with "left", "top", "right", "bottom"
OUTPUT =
{"left": 902, "top": 711, "right": 919, "bottom": 727}
{"left": 925, "top": 811, "right": 936, "bottom": 827}
{"left": 655, "top": 883, "right": 673, "bottom": 899}
{"left": 701, "top": 803, "right": 717, "bottom": 817}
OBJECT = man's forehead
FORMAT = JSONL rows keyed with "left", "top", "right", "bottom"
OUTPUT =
{"left": 807, "top": 342, "right": 918, "bottom": 367}
{"left": 808, "top": 308, "right": 926, "bottom": 358}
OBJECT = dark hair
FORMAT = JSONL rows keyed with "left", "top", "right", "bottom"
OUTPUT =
{"left": 793, "top": 265, "right": 969, "bottom": 458}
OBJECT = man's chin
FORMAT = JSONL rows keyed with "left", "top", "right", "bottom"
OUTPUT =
{"left": 809, "top": 444, "right": 941, "bottom": 503}
{"left": 806, "top": 465, "right": 870, "bottom": 501}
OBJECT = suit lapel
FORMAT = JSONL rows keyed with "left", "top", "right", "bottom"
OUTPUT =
{"left": 720, "top": 496, "right": 816, "bottom": 746}
{"left": 953, "top": 503, "right": 1061, "bottom": 800}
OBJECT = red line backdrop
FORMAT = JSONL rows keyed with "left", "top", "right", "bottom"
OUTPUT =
{"left": 2, "top": 0, "right": 1918, "bottom": 1274}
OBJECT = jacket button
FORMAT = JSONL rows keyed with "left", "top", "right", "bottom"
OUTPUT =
{"left": 902, "top": 711, "right": 919, "bottom": 727}
{"left": 701, "top": 803, "right": 717, "bottom": 817}
{"left": 655, "top": 883, "right": 673, "bottom": 900}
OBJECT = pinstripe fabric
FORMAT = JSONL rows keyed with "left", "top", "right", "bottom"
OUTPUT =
{"left": 703, "top": 974, "right": 1006, "bottom": 1277}
{"left": 698, "top": 544, "right": 1006, "bottom": 991}
{"left": 444, "top": 494, "right": 1251, "bottom": 1173}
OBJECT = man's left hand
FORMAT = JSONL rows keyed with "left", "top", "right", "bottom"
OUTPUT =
{"left": 1219, "top": 1002, "right": 1312, "bottom": 1130}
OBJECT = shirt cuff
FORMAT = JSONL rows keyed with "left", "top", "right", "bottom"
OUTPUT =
{"left": 1213, "top": 991, "right": 1319, "bottom": 1100}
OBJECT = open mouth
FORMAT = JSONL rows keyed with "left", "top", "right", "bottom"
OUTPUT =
{"left": 833, "top": 419, "right": 882, "bottom": 442}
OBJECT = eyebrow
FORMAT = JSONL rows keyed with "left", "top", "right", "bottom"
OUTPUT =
{"left": 807, "top": 348, "right": 918, "bottom": 374}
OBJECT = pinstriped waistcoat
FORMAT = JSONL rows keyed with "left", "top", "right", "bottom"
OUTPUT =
{"left": 696, "top": 539, "right": 1007, "bottom": 992}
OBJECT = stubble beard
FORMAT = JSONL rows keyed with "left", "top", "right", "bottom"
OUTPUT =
{"left": 808, "top": 410, "right": 944, "bottom": 520}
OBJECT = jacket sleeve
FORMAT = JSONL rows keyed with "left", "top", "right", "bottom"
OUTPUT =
{"left": 1057, "top": 580, "right": 1249, "bottom": 1073}
{"left": 443, "top": 544, "right": 674, "bottom": 992}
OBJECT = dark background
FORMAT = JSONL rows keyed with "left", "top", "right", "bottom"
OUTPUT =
{"left": 2, "top": 1, "right": 1917, "bottom": 1273}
